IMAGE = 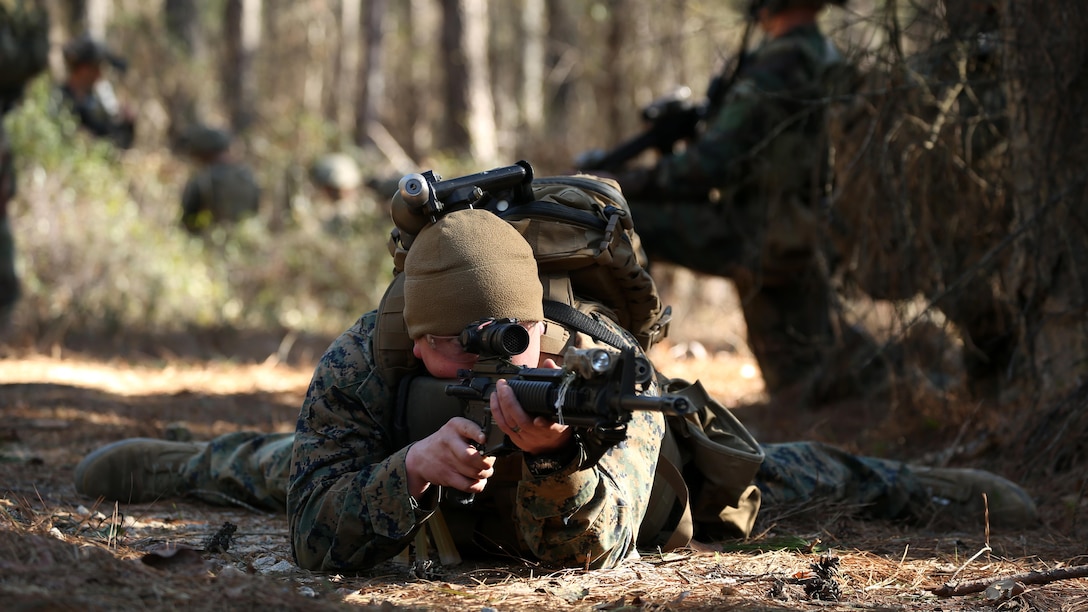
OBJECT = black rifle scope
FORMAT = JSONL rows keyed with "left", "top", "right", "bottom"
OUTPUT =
{"left": 459, "top": 318, "right": 530, "bottom": 357}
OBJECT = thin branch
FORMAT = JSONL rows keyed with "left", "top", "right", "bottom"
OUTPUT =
{"left": 931, "top": 564, "right": 1088, "bottom": 597}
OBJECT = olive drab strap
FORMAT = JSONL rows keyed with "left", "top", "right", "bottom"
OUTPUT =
{"left": 542, "top": 300, "right": 633, "bottom": 352}
{"left": 374, "top": 273, "right": 419, "bottom": 389}
{"left": 654, "top": 454, "right": 694, "bottom": 551}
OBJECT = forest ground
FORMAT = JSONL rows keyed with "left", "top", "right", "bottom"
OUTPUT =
{"left": 2, "top": 275, "right": 1087, "bottom": 611}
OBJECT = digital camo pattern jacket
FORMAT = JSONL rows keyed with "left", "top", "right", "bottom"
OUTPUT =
{"left": 287, "top": 310, "right": 665, "bottom": 572}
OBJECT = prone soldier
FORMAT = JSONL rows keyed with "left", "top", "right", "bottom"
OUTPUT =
{"left": 73, "top": 165, "right": 1038, "bottom": 574}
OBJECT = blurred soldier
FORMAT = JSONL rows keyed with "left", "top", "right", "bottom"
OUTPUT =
{"left": 1, "top": 0, "right": 49, "bottom": 332}
{"left": 310, "top": 153, "right": 362, "bottom": 202}
{"left": 603, "top": 0, "right": 885, "bottom": 406}
{"left": 57, "top": 34, "right": 136, "bottom": 149}
{"left": 179, "top": 124, "right": 260, "bottom": 234}
{"left": 305, "top": 153, "right": 365, "bottom": 233}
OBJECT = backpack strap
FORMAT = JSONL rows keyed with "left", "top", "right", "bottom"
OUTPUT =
{"left": 654, "top": 454, "right": 694, "bottom": 551}
{"left": 374, "top": 273, "right": 420, "bottom": 388}
{"left": 542, "top": 299, "right": 635, "bottom": 351}
{"left": 533, "top": 174, "right": 627, "bottom": 209}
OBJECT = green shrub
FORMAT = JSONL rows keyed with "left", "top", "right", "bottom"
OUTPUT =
{"left": 5, "top": 79, "right": 392, "bottom": 348}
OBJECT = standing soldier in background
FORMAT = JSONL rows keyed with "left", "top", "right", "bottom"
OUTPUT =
{"left": 56, "top": 34, "right": 136, "bottom": 149}
{"left": 0, "top": 0, "right": 49, "bottom": 333}
{"left": 179, "top": 124, "right": 261, "bottom": 235}
{"left": 585, "top": 0, "right": 886, "bottom": 407}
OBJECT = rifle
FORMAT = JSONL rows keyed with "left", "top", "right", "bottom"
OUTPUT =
{"left": 574, "top": 20, "right": 756, "bottom": 174}
{"left": 445, "top": 318, "right": 695, "bottom": 462}
{"left": 391, "top": 160, "right": 536, "bottom": 239}
{"left": 573, "top": 87, "right": 702, "bottom": 173}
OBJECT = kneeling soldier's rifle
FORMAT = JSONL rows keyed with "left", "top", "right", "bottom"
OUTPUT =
{"left": 446, "top": 318, "right": 694, "bottom": 465}
{"left": 573, "top": 19, "right": 755, "bottom": 174}
{"left": 573, "top": 87, "right": 702, "bottom": 173}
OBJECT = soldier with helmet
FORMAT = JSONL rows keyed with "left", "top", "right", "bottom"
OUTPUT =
{"left": 310, "top": 153, "right": 362, "bottom": 202}
{"left": 304, "top": 153, "right": 371, "bottom": 234}
{"left": 178, "top": 124, "right": 260, "bottom": 234}
{"left": 57, "top": 34, "right": 136, "bottom": 149}
{"left": 605, "top": 0, "right": 886, "bottom": 407}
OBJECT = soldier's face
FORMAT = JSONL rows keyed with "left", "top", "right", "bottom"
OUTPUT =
{"left": 69, "top": 63, "right": 103, "bottom": 89}
{"left": 413, "top": 321, "right": 545, "bottom": 379}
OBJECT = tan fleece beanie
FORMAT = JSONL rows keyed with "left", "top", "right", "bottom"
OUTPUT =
{"left": 403, "top": 208, "right": 544, "bottom": 338}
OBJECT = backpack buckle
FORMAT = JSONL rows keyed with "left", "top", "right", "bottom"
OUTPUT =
{"left": 595, "top": 210, "right": 625, "bottom": 266}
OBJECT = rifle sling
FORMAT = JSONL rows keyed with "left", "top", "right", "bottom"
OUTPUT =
{"left": 655, "top": 454, "right": 694, "bottom": 552}
{"left": 543, "top": 300, "right": 634, "bottom": 352}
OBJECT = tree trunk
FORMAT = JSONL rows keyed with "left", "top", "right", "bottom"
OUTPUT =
{"left": 162, "top": 0, "right": 205, "bottom": 146}
{"left": 545, "top": 0, "right": 576, "bottom": 145}
{"left": 356, "top": 0, "right": 388, "bottom": 147}
{"left": 439, "top": 0, "right": 469, "bottom": 151}
{"left": 164, "top": 0, "right": 202, "bottom": 58}
{"left": 463, "top": 0, "right": 496, "bottom": 164}
{"left": 406, "top": 0, "right": 437, "bottom": 158}
{"left": 519, "top": 0, "right": 546, "bottom": 137}
{"left": 336, "top": 0, "right": 361, "bottom": 137}
{"left": 1004, "top": 0, "right": 1088, "bottom": 404}
{"left": 438, "top": 0, "right": 496, "bottom": 163}
{"left": 223, "top": 0, "right": 262, "bottom": 133}
{"left": 603, "top": 0, "right": 627, "bottom": 145}
{"left": 84, "top": 0, "right": 110, "bottom": 39}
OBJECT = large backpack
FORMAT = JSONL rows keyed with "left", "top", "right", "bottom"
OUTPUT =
{"left": 0, "top": 0, "right": 49, "bottom": 102}
{"left": 377, "top": 165, "right": 764, "bottom": 550}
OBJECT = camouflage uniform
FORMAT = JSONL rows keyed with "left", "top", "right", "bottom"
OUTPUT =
{"left": 180, "top": 161, "right": 261, "bottom": 233}
{"left": 57, "top": 82, "right": 134, "bottom": 149}
{"left": 298, "top": 154, "right": 375, "bottom": 235}
{"left": 172, "top": 422, "right": 933, "bottom": 550}
{"left": 179, "top": 126, "right": 260, "bottom": 234}
{"left": 168, "top": 320, "right": 939, "bottom": 568}
{"left": 288, "top": 310, "right": 664, "bottom": 571}
{"left": 56, "top": 36, "right": 134, "bottom": 149}
{"left": 627, "top": 23, "right": 884, "bottom": 401}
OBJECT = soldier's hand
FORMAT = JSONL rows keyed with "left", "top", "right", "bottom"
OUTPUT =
{"left": 490, "top": 361, "right": 573, "bottom": 455}
{"left": 405, "top": 417, "right": 496, "bottom": 499}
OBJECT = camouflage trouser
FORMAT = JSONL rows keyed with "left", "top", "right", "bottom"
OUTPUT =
{"left": 179, "top": 432, "right": 923, "bottom": 522}
{"left": 628, "top": 198, "right": 886, "bottom": 402}
{"left": 182, "top": 431, "right": 293, "bottom": 512}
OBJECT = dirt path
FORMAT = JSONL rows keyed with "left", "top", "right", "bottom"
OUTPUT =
{"left": 2, "top": 354, "right": 1085, "bottom": 611}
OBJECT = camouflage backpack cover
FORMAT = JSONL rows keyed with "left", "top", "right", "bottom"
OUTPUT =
{"left": 0, "top": 0, "right": 48, "bottom": 101}
{"left": 377, "top": 162, "right": 764, "bottom": 549}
